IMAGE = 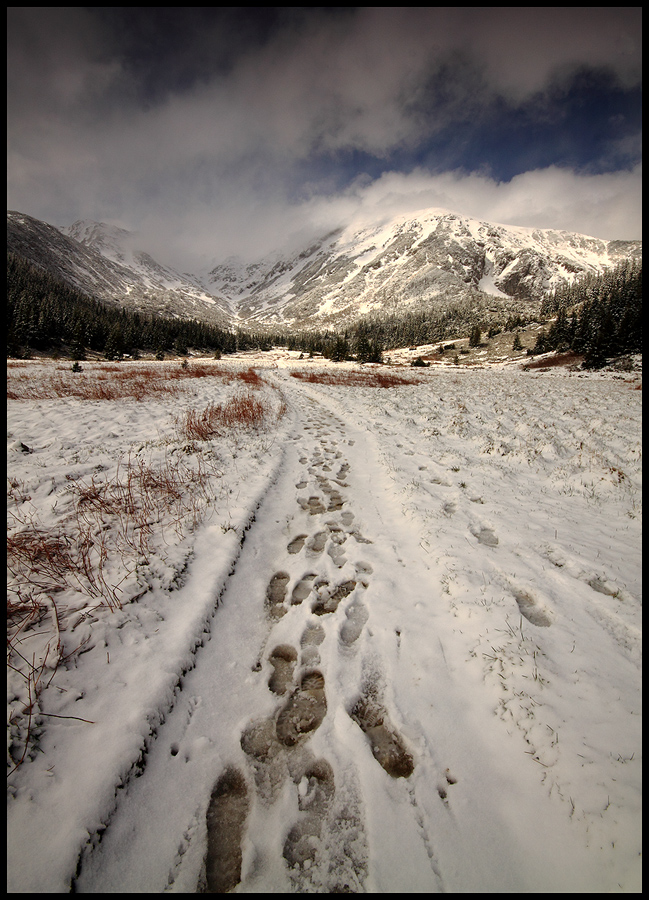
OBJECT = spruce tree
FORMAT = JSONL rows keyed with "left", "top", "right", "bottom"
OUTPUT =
{"left": 70, "top": 322, "right": 87, "bottom": 360}
{"left": 104, "top": 325, "right": 124, "bottom": 360}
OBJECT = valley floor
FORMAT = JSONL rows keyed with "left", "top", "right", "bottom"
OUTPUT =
{"left": 7, "top": 355, "right": 642, "bottom": 892}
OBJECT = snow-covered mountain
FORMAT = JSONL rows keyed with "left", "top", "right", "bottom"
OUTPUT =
{"left": 8, "top": 209, "right": 641, "bottom": 331}
{"left": 7, "top": 212, "right": 233, "bottom": 328}
{"left": 204, "top": 209, "right": 642, "bottom": 327}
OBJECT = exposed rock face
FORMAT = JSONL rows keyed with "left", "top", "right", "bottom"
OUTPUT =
{"left": 8, "top": 209, "right": 641, "bottom": 330}
{"left": 203, "top": 209, "right": 641, "bottom": 326}
{"left": 7, "top": 211, "right": 233, "bottom": 327}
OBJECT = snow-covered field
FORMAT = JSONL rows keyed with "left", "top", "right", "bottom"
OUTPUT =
{"left": 7, "top": 353, "right": 642, "bottom": 892}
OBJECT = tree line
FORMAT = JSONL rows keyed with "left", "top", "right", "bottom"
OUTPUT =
{"left": 532, "top": 259, "right": 642, "bottom": 367}
{"left": 7, "top": 251, "right": 641, "bottom": 368}
{"left": 273, "top": 297, "right": 534, "bottom": 362}
{"left": 7, "top": 253, "right": 237, "bottom": 359}
{"left": 8, "top": 251, "right": 492, "bottom": 363}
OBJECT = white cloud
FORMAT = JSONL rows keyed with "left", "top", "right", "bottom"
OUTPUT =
{"left": 140, "top": 163, "right": 642, "bottom": 270}
{"left": 7, "top": 8, "right": 642, "bottom": 269}
{"left": 293, "top": 164, "right": 643, "bottom": 247}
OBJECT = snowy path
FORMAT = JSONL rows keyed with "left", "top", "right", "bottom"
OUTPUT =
{"left": 66, "top": 372, "right": 635, "bottom": 893}
{"left": 8, "top": 360, "right": 641, "bottom": 892}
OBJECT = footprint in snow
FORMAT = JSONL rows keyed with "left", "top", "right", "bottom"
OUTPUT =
{"left": 291, "top": 573, "right": 318, "bottom": 605}
{"left": 312, "top": 579, "right": 357, "bottom": 616}
{"left": 301, "top": 621, "right": 325, "bottom": 648}
{"left": 267, "top": 644, "right": 298, "bottom": 695}
{"left": 287, "top": 534, "right": 307, "bottom": 554}
{"left": 265, "top": 572, "right": 290, "bottom": 620}
{"left": 349, "top": 682, "right": 414, "bottom": 779}
{"left": 203, "top": 767, "right": 250, "bottom": 893}
{"left": 240, "top": 718, "right": 287, "bottom": 804}
{"left": 437, "top": 768, "right": 458, "bottom": 803}
{"left": 470, "top": 523, "right": 499, "bottom": 547}
{"left": 283, "top": 749, "right": 367, "bottom": 892}
{"left": 300, "top": 621, "right": 325, "bottom": 667}
{"left": 283, "top": 757, "right": 336, "bottom": 870}
{"left": 276, "top": 670, "right": 327, "bottom": 747}
{"left": 339, "top": 597, "right": 370, "bottom": 647}
{"left": 588, "top": 575, "right": 622, "bottom": 597}
{"left": 512, "top": 588, "right": 553, "bottom": 627}
{"left": 299, "top": 496, "right": 327, "bottom": 515}
{"left": 327, "top": 532, "right": 348, "bottom": 568}
{"left": 327, "top": 490, "right": 345, "bottom": 511}
{"left": 306, "top": 530, "right": 328, "bottom": 555}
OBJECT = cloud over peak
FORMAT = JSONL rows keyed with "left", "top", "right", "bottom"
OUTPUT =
{"left": 7, "top": 8, "right": 641, "bottom": 268}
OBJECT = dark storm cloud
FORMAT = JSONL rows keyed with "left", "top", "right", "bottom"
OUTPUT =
{"left": 7, "top": 8, "right": 642, "bottom": 267}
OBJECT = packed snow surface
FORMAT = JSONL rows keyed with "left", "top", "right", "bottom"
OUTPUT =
{"left": 7, "top": 354, "right": 642, "bottom": 892}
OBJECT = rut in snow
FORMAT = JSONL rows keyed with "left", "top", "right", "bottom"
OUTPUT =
{"left": 203, "top": 402, "right": 415, "bottom": 893}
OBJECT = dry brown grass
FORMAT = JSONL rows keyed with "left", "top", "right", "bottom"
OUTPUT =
{"left": 6, "top": 359, "right": 289, "bottom": 769}
{"left": 177, "top": 393, "right": 270, "bottom": 441}
{"left": 290, "top": 369, "right": 423, "bottom": 388}
{"left": 235, "top": 367, "right": 265, "bottom": 387}
{"left": 8, "top": 451, "right": 217, "bottom": 617}
{"left": 7, "top": 528, "right": 76, "bottom": 598}
{"left": 7, "top": 446, "right": 226, "bottom": 770}
{"left": 6, "top": 588, "right": 65, "bottom": 774}
{"left": 522, "top": 352, "right": 585, "bottom": 371}
{"left": 6, "top": 361, "right": 266, "bottom": 401}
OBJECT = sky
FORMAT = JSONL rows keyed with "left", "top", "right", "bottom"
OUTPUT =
{"left": 7, "top": 7, "right": 642, "bottom": 270}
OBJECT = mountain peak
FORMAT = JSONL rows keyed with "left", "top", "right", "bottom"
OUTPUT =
{"left": 60, "top": 220, "right": 137, "bottom": 267}
{"left": 8, "top": 211, "right": 233, "bottom": 327}
{"left": 203, "top": 207, "right": 640, "bottom": 326}
{"left": 8, "top": 208, "right": 641, "bottom": 331}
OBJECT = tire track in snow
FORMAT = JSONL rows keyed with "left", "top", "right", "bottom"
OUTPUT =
{"left": 204, "top": 396, "right": 418, "bottom": 893}
{"left": 72, "top": 385, "right": 446, "bottom": 894}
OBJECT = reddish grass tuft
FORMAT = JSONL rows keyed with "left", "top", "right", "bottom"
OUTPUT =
{"left": 178, "top": 392, "right": 268, "bottom": 441}
{"left": 7, "top": 528, "right": 75, "bottom": 595}
{"left": 236, "top": 367, "right": 264, "bottom": 387}
{"left": 290, "top": 369, "right": 423, "bottom": 388}
{"left": 522, "top": 352, "right": 584, "bottom": 371}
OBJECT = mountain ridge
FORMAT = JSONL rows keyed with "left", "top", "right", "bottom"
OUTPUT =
{"left": 7, "top": 211, "right": 233, "bottom": 328}
{"left": 203, "top": 208, "right": 641, "bottom": 327}
{"left": 7, "top": 209, "right": 641, "bottom": 331}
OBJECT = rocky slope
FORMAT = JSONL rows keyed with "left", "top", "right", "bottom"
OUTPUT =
{"left": 204, "top": 209, "right": 641, "bottom": 327}
{"left": 7, "top": 212, "right": 233, "bottom": 327}
{"left": 8, "top": 209, "right": 641, "bottom": 330}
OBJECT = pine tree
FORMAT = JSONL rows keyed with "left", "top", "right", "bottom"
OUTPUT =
{"left": 104, "top": 325, "right": 124, "bottom": 360}
{"left": 70, "top": 321, "right": 87, "bottom": 360}
{"left": 469, "top": 325, "right": 481, "bottom": 347}
{"left": 354, "top": 331, "right": 372, "bottom": 363}
{"left": 329, "top": 333, "right": 350, "bottom": 362}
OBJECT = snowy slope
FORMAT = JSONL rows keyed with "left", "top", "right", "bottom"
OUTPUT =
{"left": 61, "top": 219, "right": 220, "bottom": 302}
{"left": 9, "top": 208, "right": 639, "bottom": 332}
{"left": 203, "top": 208, "right": 642, "bottom": 326}
{"left": 7, "top": 354, "right": 642, "bottom": 893}
{"left": 7, "top": 212, "right": 233, "bottom": 327}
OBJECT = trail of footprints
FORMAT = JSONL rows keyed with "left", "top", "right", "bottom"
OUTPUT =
{"left": 203, "top": 409, "right": 414, "bottom": 892}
